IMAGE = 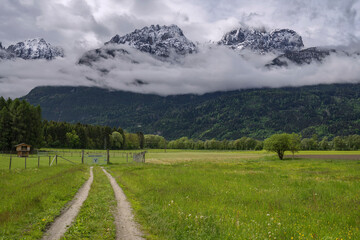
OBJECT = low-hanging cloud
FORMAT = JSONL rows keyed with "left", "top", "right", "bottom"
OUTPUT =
{"left": 0, "top": 44, "right": 359, "bottom": 98}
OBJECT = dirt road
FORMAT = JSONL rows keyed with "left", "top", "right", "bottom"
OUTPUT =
{"left": 102, "top": 167, "right": 144, "bottom": 240}
{"left": 42, "top": 167, "right": 94, "bottom": 240}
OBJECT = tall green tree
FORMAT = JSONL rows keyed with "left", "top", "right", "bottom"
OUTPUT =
{"left": 125, "top": 133, "right": 140, "bottom": 149}
{"left": 319, "top": 137, "right": 330, "bottom": 150}
{"left": 110, "top": 131, "right": 124, "bottom": 149}
{"left": 0, "top": 106, "right": 12, "bottom": 150}
{"left": 264, "top": 133, "right": 291, "bottom": 160}
{"left": 332, "top": 136, "right": 346, "bottom": 150}
{"left": 0, "top": 98, "right": 42, "bottom": 151}
{"left": 66, "top": 130, "right": 80, "bottom": 148}
{"left": 137, "top": 132, "right": 145, "bottom": 149}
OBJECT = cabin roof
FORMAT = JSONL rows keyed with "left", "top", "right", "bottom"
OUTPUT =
{"left": 15, "top": 143, "right": 32, "bottom": 147}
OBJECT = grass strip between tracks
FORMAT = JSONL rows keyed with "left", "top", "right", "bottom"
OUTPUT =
{"left": 62, "top": 166, "right": 116, "bottom": 239}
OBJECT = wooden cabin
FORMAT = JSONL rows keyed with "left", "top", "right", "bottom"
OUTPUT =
{"left": 15, "top": 143, "right": 31, "bottom": 157}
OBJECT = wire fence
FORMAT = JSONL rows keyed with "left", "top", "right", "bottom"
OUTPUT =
{"left": 0, "top": 149, "right": 146, "bottom": 170}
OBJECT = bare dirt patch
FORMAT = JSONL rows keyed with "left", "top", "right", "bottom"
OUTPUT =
{"left": 42, "top": 167, "right": 94, "bottom": 240}
{"left": 102, "top": 168, "right": 144, "bottom": 240}
{"left": 286, "top": 155, "right": 360, "bottom": 160}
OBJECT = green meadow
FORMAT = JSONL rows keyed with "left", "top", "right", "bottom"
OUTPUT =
{"left": 0, "top": 150, "right": 359, "bottom": 239}
{"left": 0, "top": 165, "right": 88, "bottom": 239}
{"left": 107, "top": 151, "right": 360, "bottom": 240}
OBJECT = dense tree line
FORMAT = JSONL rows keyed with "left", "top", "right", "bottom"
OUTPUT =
{"left": 299, "top": 134, "right": 360, "bottom": 151}
{"left": 0, "top": 97, "right": 144, "bottom": 151}
{"left": 0, "top": 97, "right": 42, "bottom": 151}
{"left": 43, "top": 121, "right": 145, "bottom": 150}
{"left": 264, "top": 133, "right": 360, "bottom": 160}
{"left": 165, "top": 134, "right": 360, "bottom": 151}
{"left": 2, "top": 97, "right": 360, "bottom": 152}
{"left": 144, "top": 135, "right": 166, "bottom": 149}
{"left": 166, "top": 137, "right": 263, "bottom": 150}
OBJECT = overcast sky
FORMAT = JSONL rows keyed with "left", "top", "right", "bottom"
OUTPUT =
{"left": 0, "top": 0, "right": 360, "bottom": 98}
{"left": 1, "top": 0, "right": 359, "bottom": 50}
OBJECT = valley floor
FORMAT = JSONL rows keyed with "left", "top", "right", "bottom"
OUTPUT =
{"left": 0, "top": 150, "right": 359, "bottom": 239}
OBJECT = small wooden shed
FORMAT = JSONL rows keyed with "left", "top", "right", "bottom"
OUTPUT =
{"left": 15, "top": 143, "right": 31, "bottom": 157}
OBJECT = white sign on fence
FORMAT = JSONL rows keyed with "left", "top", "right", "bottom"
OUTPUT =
{"left": 86, "top": 154, "right": 107, "bottom": 165}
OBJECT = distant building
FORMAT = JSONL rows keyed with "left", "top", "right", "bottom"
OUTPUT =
{"left": 15, "top": 143, "right": 31, "bottom": 157}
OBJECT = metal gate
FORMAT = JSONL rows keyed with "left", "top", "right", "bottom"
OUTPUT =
{"left": 85, "top": 154, "right": 107, "bottom": 165}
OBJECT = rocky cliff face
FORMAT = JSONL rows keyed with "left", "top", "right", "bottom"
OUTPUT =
{"left": 78, "top": 48, "right": 133, "bottom": 67}
{"left": 219, "top": 28, "right": 304, "bottom": 54}
{"left": 266, "top": 47, "right": 337, "bottom": 67}
{"left": 0, "top": 42, "right": 15, "bottom": 60}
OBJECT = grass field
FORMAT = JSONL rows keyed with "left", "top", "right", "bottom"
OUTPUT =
{"left": 106, "top": 152, "right": 360, "bottom": 240}
{"left": 0, "top": 164, "right": 89, "bottom": 240}
{"left": 1, "top": 149, "right": 359, "bottom": 239}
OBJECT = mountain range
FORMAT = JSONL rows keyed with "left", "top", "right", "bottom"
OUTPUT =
{"left": 79, "top": 24, "right": 339, "bottom": 68}
{"left": 1, "top": 24, "right": 354, "bottom": 67}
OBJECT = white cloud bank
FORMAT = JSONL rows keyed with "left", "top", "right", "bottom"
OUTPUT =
{"left": 0, "top": 45, "right": 359, "bottom": 98}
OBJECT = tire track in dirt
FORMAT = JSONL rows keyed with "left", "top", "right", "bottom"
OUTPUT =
{"left": 102, "top": 167, "right": 144, "bottom": 240}
{"left": 42, "top": 166, "right": 94, "bottom": 240}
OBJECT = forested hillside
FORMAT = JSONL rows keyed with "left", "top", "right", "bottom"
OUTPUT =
{"left": 24, "top": 84, "right": 360, "bottom": 140}
{"left": 0, "top": 98, "right": 42, "bottom": 150}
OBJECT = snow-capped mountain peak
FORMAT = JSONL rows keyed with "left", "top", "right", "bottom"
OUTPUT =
{"left": 105, "top": 24, "right": 197, "bottom": 58}
{"left": 219, "top": 27, "right": 304, "bottom": 54}
{"left": 7, "top": 38, "right": 64, "bottom": 60}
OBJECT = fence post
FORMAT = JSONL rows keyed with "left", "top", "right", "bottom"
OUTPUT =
{"left": 9, "top": 156, "right": 12, "bottom": 170}
{"left": 107, "top": 149, "right": 110, "bottom": 164}
{"left": 38, "top": 156, "right": 40, "bottom": 168}
{"left": 25, "top": 157, "right": 27, "bottom": 169}
{"left": 143, "top": 152, "right": 146, "bottom": 163}
{"left": 56, "top": 155, "right": 58, "bottom": 165}
{"left": 81, "top": 150, "right": 84, "bottom": 164}
{"left": 49, "top": 156, "right": 51, "bottom": 166}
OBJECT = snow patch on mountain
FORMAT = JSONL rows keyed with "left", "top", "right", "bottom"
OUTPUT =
{"left": 7, "top": 38, "right": 64, "bottom": 60}
{"left": 105, "top": 24, "right": 197, "bottom": 59}
{"left": 219, "top": 27, "right": 304, "bottom": 54}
